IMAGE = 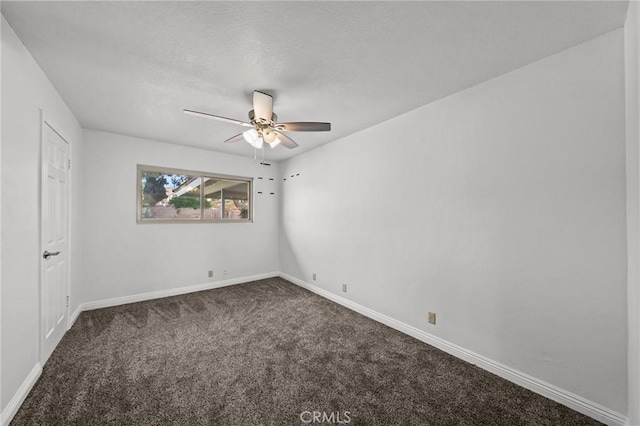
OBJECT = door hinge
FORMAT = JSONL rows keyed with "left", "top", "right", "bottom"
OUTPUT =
{"left": 68, "top": 159, "right": 71, "bottom": 169}
{"left": 66, "top": 296, "right": 69, "bottom": 307}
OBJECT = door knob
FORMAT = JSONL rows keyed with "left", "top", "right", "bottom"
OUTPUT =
{"left": 43, "top": 250, "right": 61, "bottom": 259}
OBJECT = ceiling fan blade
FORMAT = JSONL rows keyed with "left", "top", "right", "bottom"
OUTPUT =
{"left": 276, "top": 122, "right": 331, "bottom": 132}
{"left": 274, "top": 131, "right": 299, "bottom": 149}
{"left": 253, "top": 91, "right": 273, "bottom": 122}
{"left": 224, "top": 133, "right": 245, "bottom": 144}
{"left": 184, "top": 109, "right": 252, "bottom": 127}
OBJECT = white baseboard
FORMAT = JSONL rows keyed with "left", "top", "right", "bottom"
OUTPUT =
{"left": 280, "top": 273, "right": 628, "bottom": 426}
{"left": 82, "top": 272, "right": 279, "bottom": 311}
{"left": 68, "top": 303, "right": 83, "bottom": 329}
{"left": 0, "top": 363, "right": 42, "bottom": 426}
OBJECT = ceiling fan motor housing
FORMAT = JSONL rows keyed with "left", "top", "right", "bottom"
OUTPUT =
{"left": 248, "top": 109, "right": 277, "bottom": 126}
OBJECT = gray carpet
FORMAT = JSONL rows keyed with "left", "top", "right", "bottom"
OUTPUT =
{"left": 12, "top": 277, "right": 601, "bottom": 425}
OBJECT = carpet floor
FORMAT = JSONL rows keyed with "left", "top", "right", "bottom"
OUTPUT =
{"left": 12, "top": 277, "right": 601, "bottom": 425}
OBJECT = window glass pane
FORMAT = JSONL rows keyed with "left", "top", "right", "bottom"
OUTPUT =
{"left": 169, "top": 176, "right": 202, "bottom": 220}
{"left": 203, "top": 178, "right": 250, "bottom": 220}
{"left": 141, "top": 172, "right": 201, "bottom": 220}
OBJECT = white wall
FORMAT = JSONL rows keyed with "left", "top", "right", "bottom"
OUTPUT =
{"left": 0, "top": 15, "right": 4, "bottom": 417}
{"left": 81, "top": 130, "right": 279, "bottom": 304}
{"left": 280, "top": 29, "right": 627, "bottom": 416}
{"left": 625, "top": 1, "right": 640, "bottom": 424}
{"left": 1, "top": 15, "right": 83, "bottom": 413}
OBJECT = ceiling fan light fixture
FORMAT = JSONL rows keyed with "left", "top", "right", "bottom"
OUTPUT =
{"left": 270, "top": 136, "right": 281, "bottom": 148}
{"left": 263, "top": 128, "right": 277, "bottom": 144}
{"left": 243, "top": 128, "right": 263, "bottom": 149}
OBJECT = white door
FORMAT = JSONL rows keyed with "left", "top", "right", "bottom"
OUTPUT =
{"left": 41, "top": 122, "right": 69, "bottom": 363}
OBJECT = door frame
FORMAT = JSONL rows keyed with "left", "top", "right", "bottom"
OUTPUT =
{"left": 39, "top": 111, "right": 73, "bottom": 364}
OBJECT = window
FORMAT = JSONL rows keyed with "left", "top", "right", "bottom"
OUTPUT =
{"left": 137, "top": 165, "right": 252, "bottom": 223}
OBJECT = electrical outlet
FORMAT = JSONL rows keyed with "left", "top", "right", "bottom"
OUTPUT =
{"left": 342, "top": 283, "right": 347, "bottom": 293}
{"left": 208, "top": 270, "right": 213, "bottom": 278}
{"left": 428, "top": 312, "right": 436, "bottom": 325}
{"left": 223, "top": 268, "right": 228, "bottom": 275}
{"left": 313, "top": 273, "right": 317, "bottom": 281}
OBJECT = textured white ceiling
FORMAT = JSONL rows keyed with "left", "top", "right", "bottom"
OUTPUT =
{"left": 1, "top": 1, "right": 629, "bottom": 162}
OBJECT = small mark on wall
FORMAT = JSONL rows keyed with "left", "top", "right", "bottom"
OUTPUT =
{"left": 255, "top": 175, "right": 277, "bottom": 196}
{"left": 282, "top": 172, "right": 301, "bottom": 182}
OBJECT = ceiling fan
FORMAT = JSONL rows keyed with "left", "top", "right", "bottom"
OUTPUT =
{"left": 184, "top": 91, "right": 331, "bottom": 150}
